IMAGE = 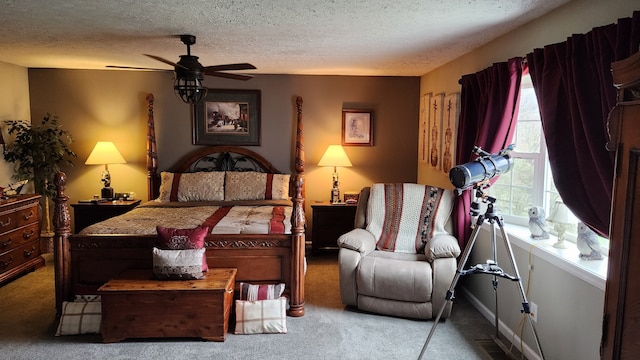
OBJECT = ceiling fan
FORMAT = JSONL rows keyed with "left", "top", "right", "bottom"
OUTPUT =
{"left": 107, "top": 34, "right": 256, "bottom": 104}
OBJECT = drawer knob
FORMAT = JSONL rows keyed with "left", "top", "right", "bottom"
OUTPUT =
{"left": 0, "top": 218, "right": 11, "bottom": 227}
{"left": 22, "top": 230, "right": 34, "bottom": 239}
{"left": 23, "top": 246, "right": 36, "bottom": 257}
{"left": 0, "top": 256, "right": 13, "bottom": 268}
{"left": 1, "top": 238, "right": 11, "bottom": 247}
{"left": 22, "top": 211, "right": 34, "bottom": 221}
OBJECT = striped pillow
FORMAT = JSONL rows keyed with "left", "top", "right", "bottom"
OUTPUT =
{"left": 238, "top": 282, "right": 285, "bottom": 301}
{"left": 224, "top": 172, "right": 290, "bottom": 201}
{"left": 156, "top": 171, "right": 225, "bottom": 202}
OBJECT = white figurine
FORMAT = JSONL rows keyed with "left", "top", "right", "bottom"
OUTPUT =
{"left": 576, "top": 222, "right": 603, "bottom": 260}
{"left": 528, "top": 206, "right": 549, "bottom": 240}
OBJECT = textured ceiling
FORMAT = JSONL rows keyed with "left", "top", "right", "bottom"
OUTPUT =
{"left": 0, "top": 0, "right": 568, "bottom": 76}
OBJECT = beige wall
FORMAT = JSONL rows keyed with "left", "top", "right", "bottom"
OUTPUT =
{"left": 27, "top": 70, "right": 419, "bottom": 231}
{"left": 0, "top": 61, "right": 31, "bottom": 187}
{"left": 420, "top": 2, "right": 639, "bottom": 359}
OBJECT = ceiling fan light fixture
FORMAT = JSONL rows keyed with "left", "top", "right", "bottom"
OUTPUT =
{"left": 174, "top": 76, "right": 207, "bottom": 104}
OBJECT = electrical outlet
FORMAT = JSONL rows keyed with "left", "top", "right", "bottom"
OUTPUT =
{"left": 529, "top": 302, "right": 538, "bottom": 322}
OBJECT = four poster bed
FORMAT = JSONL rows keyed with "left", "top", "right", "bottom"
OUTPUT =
{"left": 52, "top": 94, "right": 307, "bottom": 317}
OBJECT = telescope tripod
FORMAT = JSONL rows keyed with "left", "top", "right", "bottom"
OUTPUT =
{"left": 418, "top": 192, "right": 545, "bottom": 360}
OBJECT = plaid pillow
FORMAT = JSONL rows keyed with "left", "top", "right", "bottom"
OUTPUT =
{"left": 55, "top": 300, "right": 102, "bottom": 336}
{"left": 234, "top": 297, "right": 288, "bottom": 334}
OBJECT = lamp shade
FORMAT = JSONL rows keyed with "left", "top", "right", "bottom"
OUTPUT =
{"left": 85, "top": 141, "right": 126, "bottom": 165}
{"left": 547, "top": 199, "right": 578, "bottom": 224}
{"left": 318, "top": 145, "right": 352, "bottom": 168}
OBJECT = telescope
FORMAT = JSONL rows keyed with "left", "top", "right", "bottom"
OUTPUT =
{"left": 449, "top": 145, "right": 514, "bottom": 191}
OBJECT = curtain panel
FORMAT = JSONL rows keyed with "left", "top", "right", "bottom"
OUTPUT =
{"left": 453, "top": 57, "right": 523, "bottom": 248}
{"left": 526, "top": 11, "right": 640, "bottom": 237}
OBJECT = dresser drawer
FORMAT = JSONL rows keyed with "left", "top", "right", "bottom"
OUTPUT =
{"left": 0, "top": 241, "right": 41, "bottom": 274}
{"left": 16, "top": 204, "right": 38, "bottom": 227}
{"left": 0, "top": 223, "right": 40, "bottom": 252}
{"left": 0, "top": 212, "right": 17, "bottom": 233}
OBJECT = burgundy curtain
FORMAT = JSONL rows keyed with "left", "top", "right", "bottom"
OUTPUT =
{"left": 453, "top": 57, "right": 523, "bottom": 248}
{"left": 526, "top": 11, "right": 640, "bottom": 237}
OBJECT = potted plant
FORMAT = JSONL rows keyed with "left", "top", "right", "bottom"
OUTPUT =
{"left": 3, "top": 113, "right": 76, "bottom": 236}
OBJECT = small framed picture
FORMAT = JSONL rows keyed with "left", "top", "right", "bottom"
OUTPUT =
{"left": 342, "top": 109, "right": 373, "bottom": 146}
{"left": 192, "top": 89, "right": 261, "bottom": 146}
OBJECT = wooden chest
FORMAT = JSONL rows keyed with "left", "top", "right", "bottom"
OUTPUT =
{"left": 98, "top": 268, "right": 236, "bottom": 343}
{"left": 0, "top": 194, "right": 44, "bottom": 284}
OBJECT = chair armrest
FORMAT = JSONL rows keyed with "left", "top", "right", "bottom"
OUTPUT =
{"left": 337, "top": 228, "right": 376, "bottom": 256}
{"left": 425, "top": 234, "right": 461, "bottom": 262}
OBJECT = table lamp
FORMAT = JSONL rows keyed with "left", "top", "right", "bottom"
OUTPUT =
{"left": 318, "top": 145, "right": 352, "bottom": 204}
{"left": 85, "top": 141, "right": 126, "bottom": 199}
{"left": 547, "top": 199, "right": 578, "bottom": 249}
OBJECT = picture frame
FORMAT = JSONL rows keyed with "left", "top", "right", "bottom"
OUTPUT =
{"left": 342, "top": 109, "right": 373, "bottom": 146}
{"left": 192, "top": 89, "right": 261, "bottom": 146}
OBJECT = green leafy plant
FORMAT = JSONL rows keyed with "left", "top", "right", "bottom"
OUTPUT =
{"left": 4, "top": 114, "right": 77, "bottom": 197}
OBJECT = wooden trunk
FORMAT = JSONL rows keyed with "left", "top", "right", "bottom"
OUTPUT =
{"left": 99, "top": 268, "right": 236, "bottom": 343}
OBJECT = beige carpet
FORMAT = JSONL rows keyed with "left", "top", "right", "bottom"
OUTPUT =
{"left": 0, "top": 252, "right": 498, "bottom": 360}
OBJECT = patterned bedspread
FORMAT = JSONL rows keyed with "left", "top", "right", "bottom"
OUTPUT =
{"left": 80, "top": 201, "right": 293, "bottom": 235}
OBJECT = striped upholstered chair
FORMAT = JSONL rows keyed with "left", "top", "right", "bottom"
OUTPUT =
{"left": 337, "top": 183, "right": 460, "bottom": 320}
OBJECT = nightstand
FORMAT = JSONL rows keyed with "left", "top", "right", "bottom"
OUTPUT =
{"left": 71, "top": 199, "right": 141, "bottom": 233}
{"left": 311, "top": 202, "right": 357, "bottom": 253}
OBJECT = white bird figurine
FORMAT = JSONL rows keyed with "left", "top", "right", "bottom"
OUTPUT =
{"left": 577, "top": 222, "right": 603, "bottom": 260}
{"left": 528, "top": 206, "right": 549, "bottom": 240}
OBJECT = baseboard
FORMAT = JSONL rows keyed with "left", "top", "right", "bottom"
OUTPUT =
{"left": 459, "top": 286, "right": 541, "bottom": 360}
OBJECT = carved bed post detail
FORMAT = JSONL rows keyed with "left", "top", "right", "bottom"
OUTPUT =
{"left": 289, "top": 96, "right": 306, "bottom": 316}
{"left": 146, "top": 93, "right": 159, "bottom": 201}
{"left": 53, "top": 172, "right": 71, "bottom": 316}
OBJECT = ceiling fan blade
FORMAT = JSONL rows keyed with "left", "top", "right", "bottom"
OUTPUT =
{"left": 143, "top": 54, "right": 188, "bottom": 70}
{"left": 205, "top": 71, "right": 254, "bottom": 81}
{"left": 106, "top": 65, "right": 171, "bottom": 71}
{"left": 204, "top": 63, "right": 257, "bottom": 72}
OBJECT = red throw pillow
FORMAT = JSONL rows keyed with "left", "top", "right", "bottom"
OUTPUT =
{"left": 156, "top": 225, "right": 209, "bottom": 271}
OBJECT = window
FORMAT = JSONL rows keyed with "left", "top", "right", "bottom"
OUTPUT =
{"left": 488, "top": 74, "right": 609, "bottom": 250}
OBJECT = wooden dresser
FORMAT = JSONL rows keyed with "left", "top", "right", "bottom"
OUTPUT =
{"left": 0, "top": 194, "right": 44, "bottom": 284}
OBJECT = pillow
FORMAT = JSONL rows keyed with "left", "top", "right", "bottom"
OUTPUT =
{"left": 224, "top": 172, "right": 290, "bottom": 201}
{"left": 156, "top": 171, "right": 225, "bottom": 202}
{"left": 55, "top": 299, "right": 102, "bottom": 336}
{"left": 234, "top": 297, "right": 288, "bottom": 334}
{"left": 366, "top": 183, "right": 452, "bottom": 254}
{"left": 152, "top": 247, "right": 205, "bottom": 280}
{"left": 238, "top": 282, "right": 285, "bottom": 301}
{"left": 156, "top": 225, "right": 209, "bottom": 271}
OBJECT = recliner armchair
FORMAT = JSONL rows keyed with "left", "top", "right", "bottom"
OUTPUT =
{"left": 337, "top": 183, "right": 461, "bottom": 320}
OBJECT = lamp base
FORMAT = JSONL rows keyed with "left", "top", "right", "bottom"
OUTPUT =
{"left": 101, "top": 187, "right": 114, "bottom": 199}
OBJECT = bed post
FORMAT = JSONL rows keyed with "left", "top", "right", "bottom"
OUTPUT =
{"left": 53, "top": 172, "right": 71, "bottom": 316}
{"left": 289, "top": 96, "right": 306, "bottom": 317}
{"left": 146, "top": 94, "right": 159, "bottom": 201}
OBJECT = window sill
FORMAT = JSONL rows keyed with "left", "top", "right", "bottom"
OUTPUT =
{"left": 483, "top": 223, "right": 608, "bottom": 291}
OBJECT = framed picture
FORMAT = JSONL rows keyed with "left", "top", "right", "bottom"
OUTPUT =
{"left": 342, "top": 109, "right": 373, "bottom": 146}
{"left": 192, "top": 89, "right": 261, "bottom": 145}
